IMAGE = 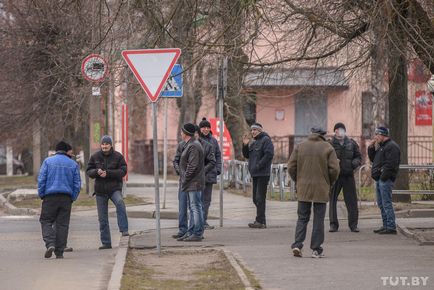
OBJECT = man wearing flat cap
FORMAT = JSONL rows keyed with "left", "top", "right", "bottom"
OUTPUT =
{"left": 288, "top": 127, "right": 340, "bottom": 258}
{"left": 242, "top": 122, "right": 274, "bottom": 229}
{"left": 368, "top": 126, "right": 401, "bottom": 235}
{"left": 328, "top": 122, "right": 362, "bottom": 233}
{"left": 86, "top": 135, "right": 129, "bottom": 249}
{"left": 38, "top": 141, "right": 81, "bottom": 259}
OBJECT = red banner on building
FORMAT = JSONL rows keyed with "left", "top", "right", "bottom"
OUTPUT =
{"left": 415, "top": 90, "right": 432, "bottom": 126}
{"left": 209, "top": 118, "right": 233, "bottom": 160}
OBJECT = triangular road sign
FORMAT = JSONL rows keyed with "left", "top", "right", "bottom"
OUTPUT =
{"left": 122, "top": 48, "right": 181, "bottom": 102}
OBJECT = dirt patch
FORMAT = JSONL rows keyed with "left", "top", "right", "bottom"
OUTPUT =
{"left": 121, "top": 248, "right": 250, "bottom": 290}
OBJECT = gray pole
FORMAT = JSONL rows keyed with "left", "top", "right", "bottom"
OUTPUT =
{"left": 218, "top": 57, "right": 227, "bottom": 227}
{"left": 162, "top": 98, "right": 168, "bottom": 209}
{"left": 152, "top": 102, "right": 161, "bottom": 254}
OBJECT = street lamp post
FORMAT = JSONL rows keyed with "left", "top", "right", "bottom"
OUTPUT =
{"left": 427, "top": 75, "right": 434, "bottom": 163}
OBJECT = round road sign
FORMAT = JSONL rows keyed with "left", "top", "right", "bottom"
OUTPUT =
{"left": 81, "top": 54, "right": 108, "bottom": 82}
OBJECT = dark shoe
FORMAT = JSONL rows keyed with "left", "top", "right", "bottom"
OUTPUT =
{"left": 172, "top": 233, "right": 185, "bottom": 239}
{"left": 292, "top": 247, "right": 302, "bottom": 257}
{"left": 56, "top": 255, "right": 64, "bottom": 259}
{"left": 312, "top": 250, "right": 325, "bottom": 258}
{"left": 64, "top": 247, "right": 73, "bottom": 252}
{"left": 121, "top": 231, "right": 129, "bottom": 237}
{"left": 177, "top": 233, "right": 190, "bottom": 241}
{"left": 373, "top": 226, "right": 385, "bottom": 233}
{"left": 350, "top": 228, "right": 360, "bottom": 233}
{"left": 44, "top": 246, "right": 55, "bottom": 258}
{"left": 378, "top": 229, "right": 397, "bottom": 235}
{"left": 248, "top": 221, "right": 266, "bottom": 229}
{"left": 329, "top": 226, "right": 338, "bottom": 232}
{"left": 99, "top": 244, "right": 112, "bottom": 250}
{"left": 183, "top": 235, "right": 202, "bottom": 242}
{"left": 204, "top": 223, "right": 215, "bottom": 230}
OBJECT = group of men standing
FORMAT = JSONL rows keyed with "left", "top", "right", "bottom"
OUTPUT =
{"left": 38, "top": 135, "right": 129, "bottom": 258}
{"left": 172, "top": 118, "right": 222, "bottom": 241}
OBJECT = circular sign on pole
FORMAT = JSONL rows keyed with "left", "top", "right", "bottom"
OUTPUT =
{"left": 81, "top": 54, "right": 108, "bottom": 82}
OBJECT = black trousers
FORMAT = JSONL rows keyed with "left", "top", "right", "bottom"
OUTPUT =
{"left": 202, "top": 183, "right": 213, "bottom": 222}
{"left": 329, "top": 175, "right": 359, "bottom": 230}
{"left": 39, "top": 195, "right": 72, "bottom": 256}
{"left": 292, "top": 201, "right": 326, "bottom": 253}
{"left": 252, "top": 176, "right": 270, "bottom": 225}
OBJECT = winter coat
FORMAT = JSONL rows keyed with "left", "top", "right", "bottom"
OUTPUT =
{"left": 288, "top": 133, "right": 340, "bottom": 203}
{"left": 242, "top": 132, "right": 274, "bottom": 177}
{"left": 200, "top": 132, "right": 222, "bottom": 184}
{"left": 329, "top": 136, "right": 362, "bottom": 176}
{"left": 86, "top": 149, "right": 127, "bottom": 196}
{"left": 38, "top": 152, "right": 81, "bottom": 201}
{"left": 173, "top": 141, "right": 186, "bottom": 176}
{"left": 368, "top": 139, "right": 401, "bottom": 182}
{"left": 179, "top": 138, "right": 205, "bottom": 192}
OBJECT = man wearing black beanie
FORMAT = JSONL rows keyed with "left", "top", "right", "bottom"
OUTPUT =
{"left": 38, "top": 141, "right": 81, "bottom": 259}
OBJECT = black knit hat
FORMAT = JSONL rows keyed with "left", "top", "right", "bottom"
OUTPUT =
{"left": 375, "top": 126, "right": 389, "bottom": 137}
{"left": 101, "top": 135, "right": 113, "bottom": 145}
{"left": 333, "top": 122, "right": 346, "bottom": 131}
{"left": 182, "top": 123, "right": 196, "bottom": 136}
{"left": 55, "top": 141, "right": 72, "bottom": 152}
{"left": 199, "top": 117, "right": 211, "bottom": 128}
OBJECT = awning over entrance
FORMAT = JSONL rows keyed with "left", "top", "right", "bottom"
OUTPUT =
{"left": 244, "top": 67, "right": 348, "bottom": 88}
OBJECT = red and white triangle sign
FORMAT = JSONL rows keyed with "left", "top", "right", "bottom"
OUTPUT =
{"left": 122, "top": 48, "right": 181, "bottom": 102}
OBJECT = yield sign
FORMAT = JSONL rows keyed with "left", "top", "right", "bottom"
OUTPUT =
{"left": 121, "top": 48, "right": 181, "bottom": 102}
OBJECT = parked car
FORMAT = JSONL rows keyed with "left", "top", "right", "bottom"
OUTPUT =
{"left": 0, "top": 155, "right": 25, "bottom": 175}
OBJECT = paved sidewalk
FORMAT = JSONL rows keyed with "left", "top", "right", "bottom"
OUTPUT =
{"left": 126, "top": 174, "right": 434, "bottom": 290}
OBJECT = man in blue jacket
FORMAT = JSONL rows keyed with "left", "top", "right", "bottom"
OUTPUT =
{"left": 242, "top": 123, "right": 274, "bottom": 228}
{"left": 38, "top": 141, "right": 81, "bottom": 259}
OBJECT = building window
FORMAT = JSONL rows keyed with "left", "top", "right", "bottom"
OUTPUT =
{"left": 362, "top": 92, "right": 374, "bottom": 138}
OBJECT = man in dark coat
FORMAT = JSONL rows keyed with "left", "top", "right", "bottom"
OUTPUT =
{"left": 368, "top": 127, "right": 401, "bottom": 235}
{"left": 86, "top": 135, "right": 128, "bottom": 249}
{"left": 242, "top": 122, "right": 274, "bottom": 229}
{"left": 328, "top": 122, "right": 362, "bottom": 233}
{"left": 177, "top": 123, "right": 205, "bottom": 241}
{"left": 199, "top": 117, "right": 222, "bottom": 229}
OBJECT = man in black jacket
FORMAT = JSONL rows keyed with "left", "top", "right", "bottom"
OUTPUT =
{"left": 86, "top": 135, "right": 128, "bottom": 249}
{"left": 177, "top": 123, "right": 205, "bottom": 241}
{"left": 242, "top": 123, "right": 274, "bottom": 229}
{"left": 368, "top": 127, "right": 401, "bottom": 235}
{"left": 199, "top": 118, "right": 222, "bottom": 229}
{"left": 329, "top": 123, "right": 362, "bottom": 233}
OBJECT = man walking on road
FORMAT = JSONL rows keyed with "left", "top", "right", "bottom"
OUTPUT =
{"left": 86, "top": 135, "right": 129, "bottom": 249}
{"left": 328, "top": 122, "right": 362, "bottom": 233}
{"left": 242, "top": 122, "right": 274, "bottom": 229}
{"left": 199, "top": 117, "right": 222, "bottom": 229}
{"left": 368, "top": 127, "right": 400, "bottom": 235}
{"left": 38, "top": 141, "right": 81, "bottom": 259}
{"left": 177, "top": 123, "right": 205, "bottom": 241}
{"left": 288, "top": 127, "right": 340, "bottom": 258}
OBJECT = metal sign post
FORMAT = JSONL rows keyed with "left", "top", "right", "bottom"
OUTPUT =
{"left": 122, "top": 48, "right": 181, "bottom": 255}
{"left": 218, "top": 57, "right": 228, "bottom": 227}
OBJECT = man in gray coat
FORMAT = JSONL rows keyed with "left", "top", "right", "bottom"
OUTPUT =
{"left": 177, "top": 123, "right": 205, "bottom": 241}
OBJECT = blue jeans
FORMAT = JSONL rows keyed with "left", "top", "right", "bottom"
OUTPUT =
{"left": 96, "top": 191, "right": 128, "bottom": 246}
{"left": 187, "top": 191, "right": 204, "bottom": 237}
{"left": 178, "top": 190, "right": 188, "bottom": 235}
{"left": 375, "top": 180, "right": 396, "bottom": 230}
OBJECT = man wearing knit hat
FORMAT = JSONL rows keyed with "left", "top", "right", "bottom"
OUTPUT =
{"left": 328, "top": 122, "right": 362, "bottom": 233}
{"left": 199, "top": 117, "right": 222, "bottom": 230}
{"left": 176, "top": 123, "right": 205, "bottom": 241}
{"left": 38, "top": 141, "right": 81, "bottom": 259}
{"left": 242, "top": 122, "right": 274, "bottom": 229}
{"left": 86, "top": 135, "right": 129, "bottom": 249}
{"left": 368, "top": 126, "right": 401, "bottom": 234}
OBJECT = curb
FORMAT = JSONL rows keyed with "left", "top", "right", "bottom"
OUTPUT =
{"left": 222, "top": 248, "right": 255, "bottom": 290}
{"left": 0, "top": 192, "right": 39, "bottom": 215}
{"left": 397, "top": 224, "right": 434, "bottom": 246}
{"left": 107, "top": 234, "right": 130, "bottom": 290}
